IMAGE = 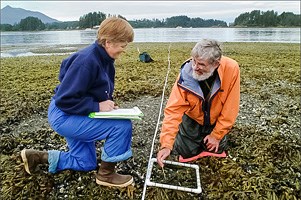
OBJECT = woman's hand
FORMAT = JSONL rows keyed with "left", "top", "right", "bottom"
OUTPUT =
{"left": 99, "top": 100, "right": 118, "bottom": 112}
{"left": 156, "top": 148, "right": 171, "bottom": 168}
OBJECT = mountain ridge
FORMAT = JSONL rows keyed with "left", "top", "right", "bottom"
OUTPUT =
{"left": 1, "top": 5, "right": 60, "bottom": 25}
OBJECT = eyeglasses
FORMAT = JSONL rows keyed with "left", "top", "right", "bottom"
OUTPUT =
{"left": 192, "top": 58, "right": 211, "bottom": 69}
{"left": 192, "top": 57, "right": 220, "bottom": 70}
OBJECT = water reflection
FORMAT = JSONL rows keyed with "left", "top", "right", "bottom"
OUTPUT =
{"left": 232, "top": 28, "right": 300, "bottom": 42}
{"left": 1, "top": 28, "right": 299, "bottom": 46}
{"left": 133, "top": 28, "right": 300, "bottom": 43}
{"left": 0, "top": 28, "right": 299, "bottom": 57}
{"left": 80, "top": 30, "right": 97, "bottom": 44}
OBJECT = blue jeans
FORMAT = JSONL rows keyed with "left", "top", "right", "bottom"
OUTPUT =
{"left": 47, "top": 98, "right": 132, "bottom": 173}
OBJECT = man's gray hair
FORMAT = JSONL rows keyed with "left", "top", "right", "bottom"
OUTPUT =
{"left": 191, "top": 39, "right": 222, "bottom": 64}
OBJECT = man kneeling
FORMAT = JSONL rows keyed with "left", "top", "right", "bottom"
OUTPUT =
{"left": 157, "top": 39, "right": 240, "bottom": 167}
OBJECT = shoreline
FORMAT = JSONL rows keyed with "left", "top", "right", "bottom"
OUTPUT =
{"left": 1, "top": 41, "right": 300, "bottom": 58}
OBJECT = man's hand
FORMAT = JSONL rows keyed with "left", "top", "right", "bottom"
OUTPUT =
{"left": 99, "top": 100, "right": 118, "bottom": 112}
{"left": 156, "top": 148, "right": 171, "bottom": 168}
{"left": 204, "top": 135, "right": 220, "bottom": 153}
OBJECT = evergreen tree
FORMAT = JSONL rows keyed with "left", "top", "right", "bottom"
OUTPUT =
{"left": 0, "top": 24, "right": 13, "bottom": 31}
{"left": 19, "top": 17, "right": 45, "bottom": 31}
{"left": 79, "top": 12, "right": 106, "bottom": 28}
{"left": 165, "top": 15, "right": 190, "bottom": 27}
{"left": 278, "top": 12, "right": 301, "bottom": 27}
{"left": 234, "top": 10, "right": 299, "bottom": 27}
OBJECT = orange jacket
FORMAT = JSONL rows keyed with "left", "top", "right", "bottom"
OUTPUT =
{"left": 160, "top": 56, "right": 240, "bottom": 150}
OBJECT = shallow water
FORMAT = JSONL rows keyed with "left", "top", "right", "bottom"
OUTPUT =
{"left": 1, "top": 27, "right": 300, "bottom": 57}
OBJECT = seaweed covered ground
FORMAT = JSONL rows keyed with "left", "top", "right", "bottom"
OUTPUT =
{"left": 1, "top": 42, "right": 300, "bottom": 200}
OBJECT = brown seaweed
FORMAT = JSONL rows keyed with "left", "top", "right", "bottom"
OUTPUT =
{"left": 0, "top": 42, "right": 300, "bottom": 199}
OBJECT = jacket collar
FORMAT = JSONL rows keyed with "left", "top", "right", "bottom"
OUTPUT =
{"left": 94, "top": 41, "right": 115, "bottom": 63}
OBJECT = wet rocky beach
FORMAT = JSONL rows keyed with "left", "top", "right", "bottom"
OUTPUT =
{"left": 1, "top": 42, "right": 300, "bottom": 199}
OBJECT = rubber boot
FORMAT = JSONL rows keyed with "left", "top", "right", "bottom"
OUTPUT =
{"left": 95, "top": 161, "right": 133, "bottom": 187}
{"left": 21, "top": 149, "right": 48, "bottom": 174}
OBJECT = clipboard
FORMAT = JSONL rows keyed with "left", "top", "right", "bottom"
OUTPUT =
{"left": 89, "top": 106, "right": 144, "bottom": 120}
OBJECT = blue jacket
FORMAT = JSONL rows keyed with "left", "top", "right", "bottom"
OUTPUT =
{"left": 53, "top": 41, "right": 115, "bottom": 115}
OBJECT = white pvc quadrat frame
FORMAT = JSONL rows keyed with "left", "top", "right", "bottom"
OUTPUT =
{"left": 145, "top": 158, "right": 202, "bottom": 194}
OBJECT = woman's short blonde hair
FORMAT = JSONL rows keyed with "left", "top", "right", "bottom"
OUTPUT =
{"left": 97, "top": 17, "right": 134, "bottom": 45}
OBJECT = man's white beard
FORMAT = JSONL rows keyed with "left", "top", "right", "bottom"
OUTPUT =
{"left": 192, "top": 66, "right": 215, "bottom": 81}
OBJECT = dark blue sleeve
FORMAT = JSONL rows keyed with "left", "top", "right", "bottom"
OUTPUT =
{"left": 54, "top": 62, "right": 99, "bottom": 115}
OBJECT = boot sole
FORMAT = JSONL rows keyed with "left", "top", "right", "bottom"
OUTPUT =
{"left": 96, "top": 177, "right": 134, "bottom": 188}
{"left": 21, "top": 149, "right": 31, "bottom": 175}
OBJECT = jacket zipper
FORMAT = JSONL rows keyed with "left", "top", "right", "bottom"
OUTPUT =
{"left": 178, "top": 82, "right": 221, "bottom": 125}
{"left": 204, "top": 88, "right": 221, "bottom": 125}
{"left": 104, "top": 71, "right": 111, "bottom": 100}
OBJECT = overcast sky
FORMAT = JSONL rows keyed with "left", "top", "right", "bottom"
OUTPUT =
{"left": 1, "top": 1, "right": 300, "bottom": 23}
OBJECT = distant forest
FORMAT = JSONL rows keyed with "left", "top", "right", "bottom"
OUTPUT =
{"left": 234, "top": 10, "right": 300, "bottom": 27}
{"left": 0, "top": 10, "right": 300, "bottom": 31}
